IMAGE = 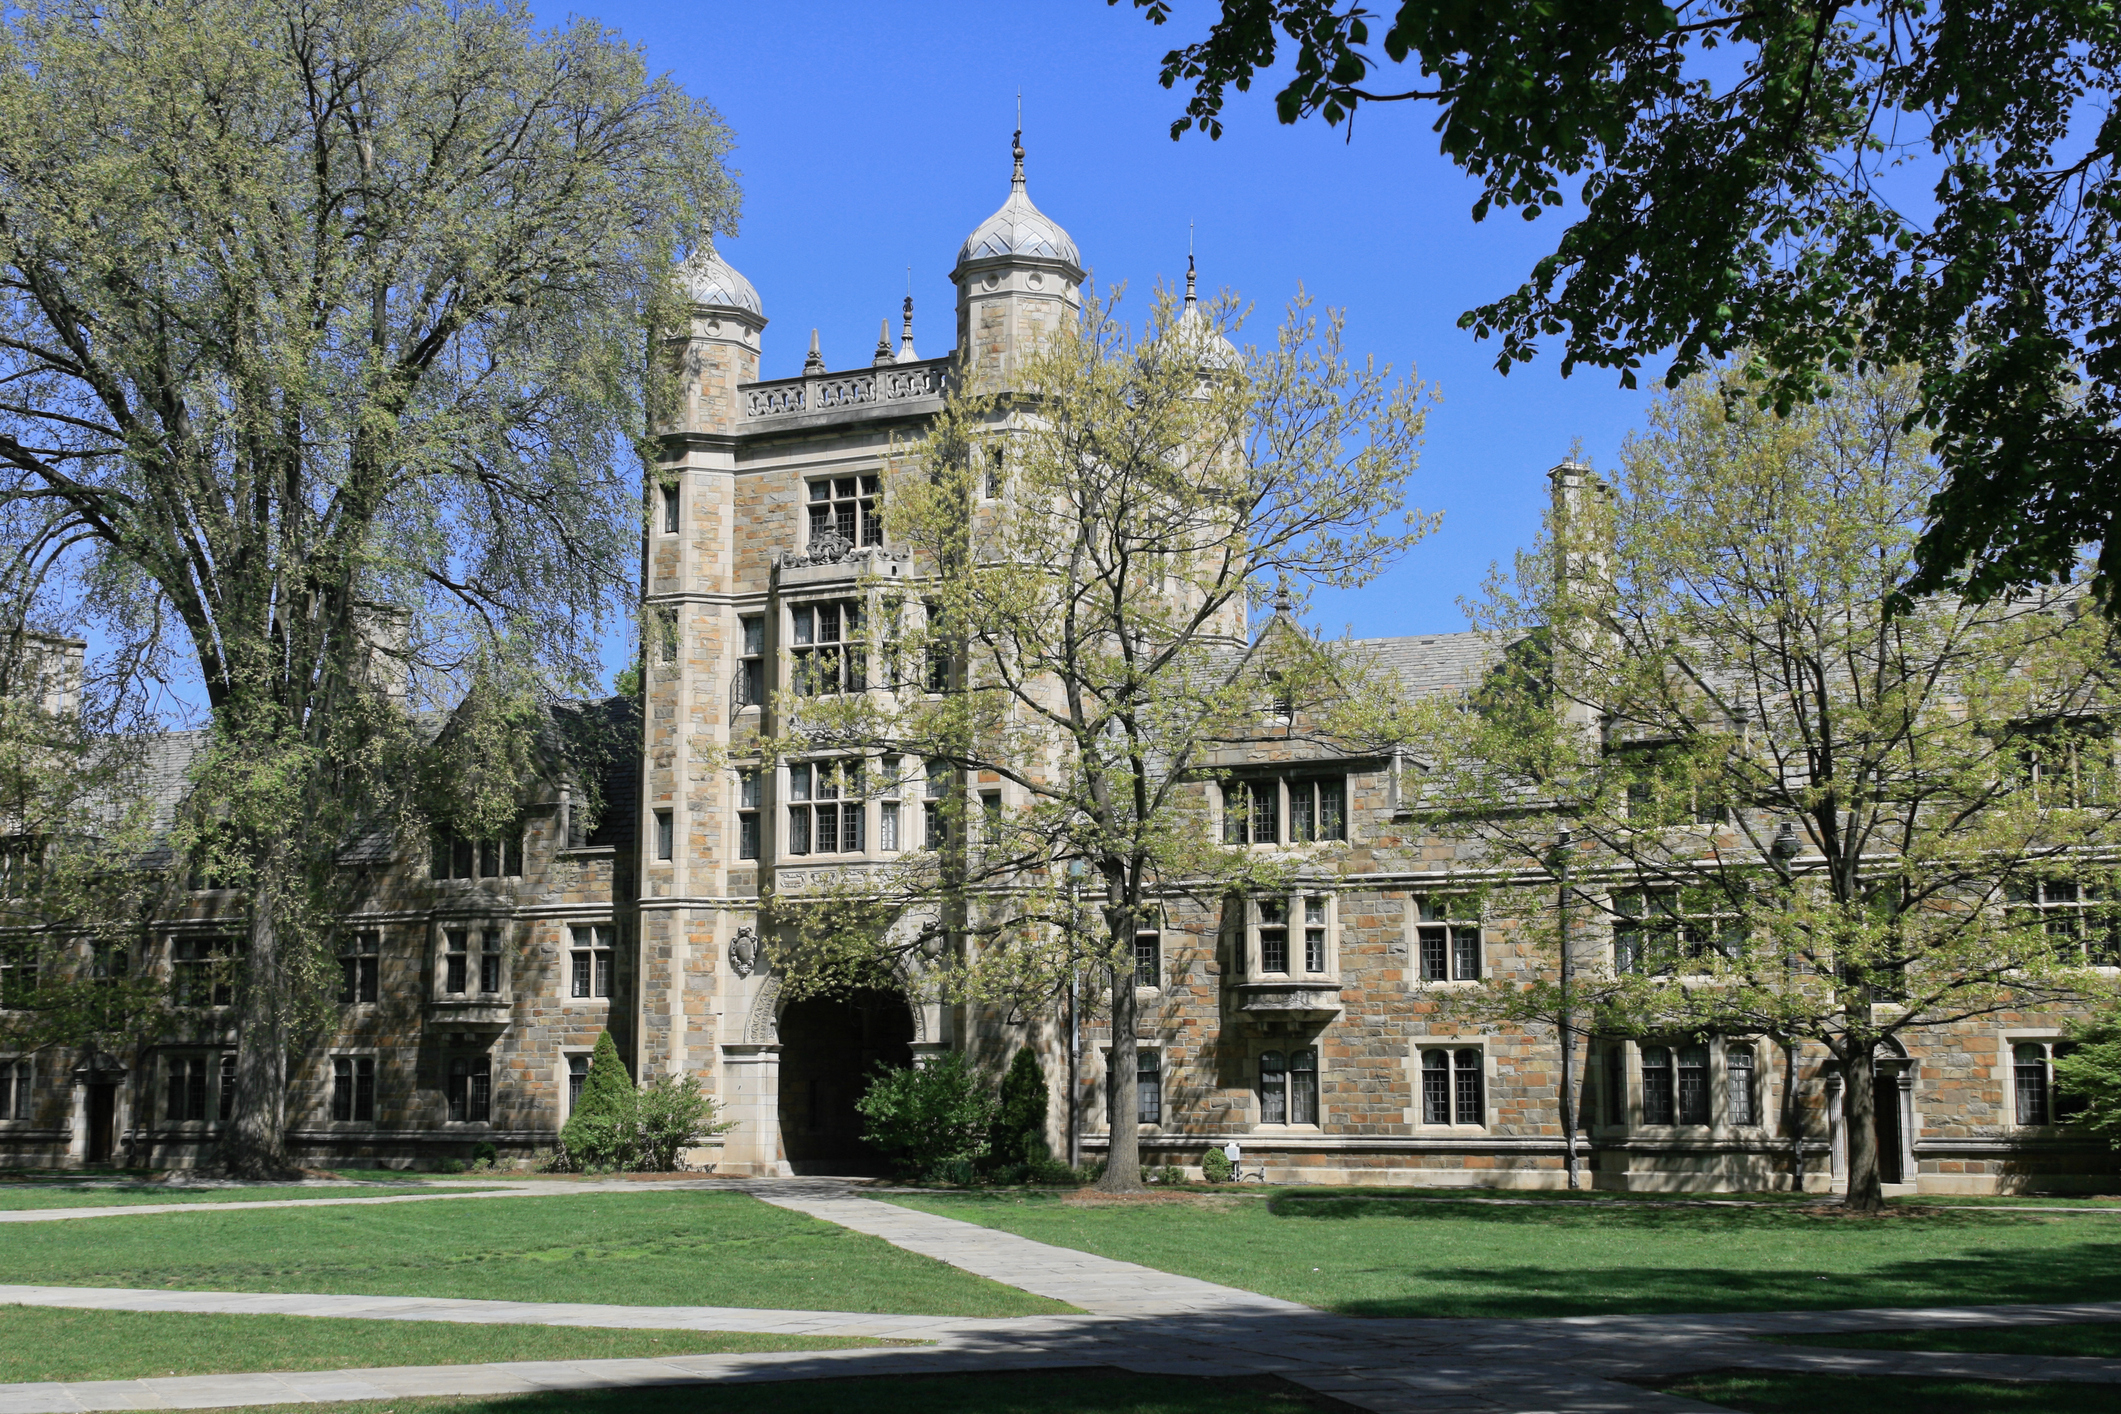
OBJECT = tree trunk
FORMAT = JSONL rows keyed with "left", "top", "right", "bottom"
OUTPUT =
{"left": 1096, "top": 957, "right": 1143, "bottom": 1192}
{"left": 217, "top": 887, "right": 292, "bottom": 1178}
{"left": 1840, "top": 1044, "right": 1883, "bottom": 1213}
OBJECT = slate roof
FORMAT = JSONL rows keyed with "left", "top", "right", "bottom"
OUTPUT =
{"left": 1349, "top": 630, "right": 1512, "bottom": 701}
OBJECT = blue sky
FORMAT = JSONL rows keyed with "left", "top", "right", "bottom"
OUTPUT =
{"left": 545, "top": 0, "right": 1659, "bottom": 649}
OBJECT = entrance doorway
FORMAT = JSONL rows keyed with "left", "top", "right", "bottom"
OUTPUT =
{"left": 84, "top": 1083, "right": 117, "bottom": 1165}
{"left": 1873, "top": 1064, "right": 1904, "bottom": 1185}
{"left": 776, "top": 987, "right": 914, "bottom": 1175}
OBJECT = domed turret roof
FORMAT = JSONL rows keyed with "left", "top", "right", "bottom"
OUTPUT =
{"left": 957, "top": 135, "right": 1081, "bottom": 271}
{"left": 1159, "top": 257, "right": 1241, "bottom": 370}
{"left": 678, "top": 238, "right": 762, "bottom": 317}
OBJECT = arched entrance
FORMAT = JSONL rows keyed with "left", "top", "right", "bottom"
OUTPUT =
{"left": 776, "top": 986, "right": 915, "bottom": 1175}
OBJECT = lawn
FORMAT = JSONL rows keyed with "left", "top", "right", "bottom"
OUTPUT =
{"left": 0, "top": 1182, "right": 508, "bottom": 1211}
{"left": 1768, "top": 1321, "right": 2121, "bottom": 1357}
{"left": 0, "top": 1305, "right": 896, "bottom": 1384}
{"left": 884, "top": 1192, "right": 2121, "bottom": 1319}
{"left": 130, "top": 1370, "right": 1334, "bottom": 1414}
{"left": 1649, "top": 1370, "right": 2119, "bottom": 1413}
{"left": 0, "top": 1191, "right": 1070, "bottom": 1317}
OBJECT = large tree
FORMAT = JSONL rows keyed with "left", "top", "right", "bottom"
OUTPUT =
{"left": 761, "top": 285, "right": 1428, "bottom": 1190}
{"left": 1414, "top": 362, "right": 2121, "bottom": 1211}
{"left": 0, "top": 0, "right": 734, "bottom": 1172}
{"left": 1114, "top": 0, "right": 2121, "bottom": 604}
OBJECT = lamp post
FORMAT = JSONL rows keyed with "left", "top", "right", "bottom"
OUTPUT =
{"left": 1555, "top": 826, "right": 1580, "bottom": 1190}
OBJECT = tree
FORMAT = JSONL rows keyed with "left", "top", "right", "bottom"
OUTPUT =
{"left": 1413, "top": 361, "right": 2121, "bottom": 1211}
{"left": 1113, "top": 0, "right": 2121, "bottom": 604}
{"left": 759, "top": 283, "right": 1429, "bottom": 1191}
{"left": 854, "top": 1051, "right": 999, "bottom": 1181}
{"left": 989, "top": 1044, "right": 1050, "bottom": 1169}
{"left": 2052, "top": 1018, "right": 2121, "bottom": 1150}
{"left": 558, "top": 1030, "right": 637, "bottom": 1171}
{"left": 0, "top": 0, "right": 734, "bottom": 1172}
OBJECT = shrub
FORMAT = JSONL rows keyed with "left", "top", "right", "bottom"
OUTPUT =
{"left": 988, "top": 1046, "right": 1049, "bottom": 1170}
{"left": 636, "top": 1073, "right": 735, "bottom": 1171}
{"left": 2053, "top": 1018, "right": 2121, "bottom": 1146}
{"left": 1155, "top": 1163, "right": 1186, "bottom": 1185}
{"left": 558, "top": 1031, "right": 638, "bottom": 1171}
{"left": 1027, "top": 1153, "right": 1080, "bottom": 1186}
{"left": 471, "top": 1141, "right": 499, "bottom": 1167}
{"left": 1201, "top": 1147, "right": 1233, "bottom": 1183}
{"left": 855, "top": 1052, "right": 998, "bottom": 1179}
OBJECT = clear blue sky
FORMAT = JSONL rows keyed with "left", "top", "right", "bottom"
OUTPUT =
{"left": 542, "top": 0, "right": 1657, "bottom": 650}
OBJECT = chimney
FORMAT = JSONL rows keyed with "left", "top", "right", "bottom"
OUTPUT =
{"left": 351, "top": 602, "right": 410, "bottom": 706}
{"left": 13, "top": 631, "right": 84, "bottom": 717}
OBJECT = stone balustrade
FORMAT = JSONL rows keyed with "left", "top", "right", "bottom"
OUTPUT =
{"left": 742, "top": 357, "right": 950, "bottom": 420}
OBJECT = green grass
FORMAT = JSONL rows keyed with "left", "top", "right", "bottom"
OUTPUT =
{"left": 145, "top": 1370, "right": 1333, "bottom": 1414}
{"left": 0, "top": 1182, "right": 509, "bottom": 1210}
{"left": 1647, "top": 1370, "right": 2120, "bottom": 1413}
{"left": 0, "top": 1304, "right": 898, "bottom": 1384}
{"left": 1768, "top": 1322, "right": 2121, "bottom": 1357}
{"left": 884, "top": 1191, "right": 2121, "bottom": 1319}
{"left": 0, "top": 1190, "right": 1070, "bottom": 1317}
{"left": 1891, "top": 1193, "right": 2121, "bottom": 1209}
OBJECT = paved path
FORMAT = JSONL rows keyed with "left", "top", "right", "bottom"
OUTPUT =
{"left": 5, "top": 1180, "right": 2121, "bottom": 1412}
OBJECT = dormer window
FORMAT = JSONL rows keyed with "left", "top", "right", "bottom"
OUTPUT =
{"left": 807, "top": 475, "right": 882, "bottom": 548}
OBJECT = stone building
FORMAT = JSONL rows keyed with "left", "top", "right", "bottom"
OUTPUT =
{"left": 1, "top": 143, "right": 2115, "bottom": 1196}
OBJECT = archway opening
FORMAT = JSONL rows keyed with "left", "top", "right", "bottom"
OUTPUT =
{"left": 776, "top": 986, "right": 914, "bottom": 1175}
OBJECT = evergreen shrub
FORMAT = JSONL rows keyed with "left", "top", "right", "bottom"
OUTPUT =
{"left": 855, "top": 1051, "right": 998, "bottom": 1180}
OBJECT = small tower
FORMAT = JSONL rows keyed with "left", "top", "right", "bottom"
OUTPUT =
{"left": 953, "top": 131, "right": 1084, "bottom": 390}
{"left": 673, "top": 237, "right": 766, "bottom": 435}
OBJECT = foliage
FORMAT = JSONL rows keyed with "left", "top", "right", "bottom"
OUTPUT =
{"left": 635, "top": 1072, "right": 735, "bottom": 1172}
{"left": 2052, "top": 1019, "right": 2121, "bottom": 1149}
{"left": 755, "top": 282, "right": 1430, "bottom": 1190}
{"left": 988, "top": 1046, "right": 1050, "bottom": 1170}
{"left": 0, "top": 0, "right": 735, "bottom": 1172}
{"left": 1410, "top": 360, "right": 2121, "bottom": 1211}
{"left": 1115, "top": 0, "right": 2121, "bottom": 605}
{"left": 558, "top": 1032, "right": 638, "bottom": 1172}
{"left": 855, "top": 1053, "right": 1000, "bottom": 1180}
{"left": 1200, "top": 1147, "right": 1234, "bottom": 1182}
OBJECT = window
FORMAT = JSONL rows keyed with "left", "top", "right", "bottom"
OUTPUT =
{"left": 655, "top": 607, "right": 679, "bottom": 664}
{"left": 788, "top": 761, "right": 863, "bottom": 856}
{"left": 1638, "top": 1043, "right": 1711, "bottom": 1125}
{"left": 1134, "top": 913, "right": 1161, "bottom": 986}
{"left": 0, "top": 940, "right": 37, "bottom": 1008}
{"left": 1262, "top": 1048, "right": 1319, "bottom": 1125}
{"left": 984, "top": 444, "right": 1004, "bottom": 500}
{"left": 339, "top": 932, "right": 379, "bottom": 1005}
{"left": 1257, "top": 899, "right": 1288, "bottom": 972}
{"left": 1420, "top": 1048, "right": 1484, "bottom": 1125}
{"left": 2015, "top": 1042, "right": 2051, "bottom": 1125}
{"left": 879, "top": 757, "right": 902, "bottom": 852}
{"left": 1728, "top": 1043, "right": 1758, "bottom": 1126}
{"left": 922, "top": 599, "right": 950, "bottom": 692}
{"left": 218, "top": 1053, "right": 235, "bottom": 1122}
{"left": 737, "top": 769, "right": 761, "bottom": 861}
{"left": 443, "top": 930, "right": 470, "bottom": 994}
{"left": 567, "top": 1054, "right": 589, "bottom": 1113}
{"left": 0, "top": 838, "right": 39, "bottom": 898}
{"left": 447, "top": 1055, "right": 491, "bottom": 1123}
{"left": 480, "top": 931, "right": 503, "bottom": 994}
{"left": 1223, "top": 774, "right": 1346, "bottom": 845}
{"left": 1602, "top": 1041, "right": 1627, "bottom": 1126}
{"left": 1136, "top": 1050, "right": 1162, "bottom": 1125}
{"left": 737, "top": 615, "right": 765, "bottom": 707}
{"left": 807, "top": 474, "right": 882, "bottom": 547}
{"left": 1224, "top": 780, "right": 1278, "bottom": 844}
{"left": 1613, "top": 740, "right": 1728, "bottom": 825}
{"left": 924, "top": 759, "right": 950, "bottom": 846}
{"left": 1614, "top": 888, "right": 1745, "bottom": 974}
{"left": 570, "top": 925, "right": 615, "bottom": 1000}
{"left": 2007, "top": 878, "right": 2121, "bottom": 966}
{"left": 0, "top": 1057, "right": 29, "bottom": 1120}
{"left": 332, "top": 1056, "right": 376, "bottom": 1123}
{"left": 166, "top": 1054, "right": 211, "bottom": 1122}
{"left": 1415, "top": 898, "right": 1481, "bottom": 981}
{"left": 979, "top": 790, "right": 1002, "bottom": 849}
{"left": 1288, "top": 778, "right": 1346, "bottom": 843}
{"left": 430, "top": 832, "right": 522, "bottom": 880}
{"left": 172, "top": 937, "right": 235, "bottom": 1008}
{"left": 661, "top": 482, "right": 680, "bottom": 534}
{"left": 791, "top": 600, "right": 866, "bottom": 695}
{"left": 1303, "top": 897, "right": 1327, "bottom": 972}
{"left": 655, "top": 810, "right": 674, "bottom": 862}
{"left": 2014, "top": 715, "right": 2112, "bottom": 806}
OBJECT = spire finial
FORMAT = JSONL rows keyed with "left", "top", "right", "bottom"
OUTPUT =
{"left": 1185, "top": 251, "right": 1198, "bottom": 312}
{"left": 1274, "top": 575, "right": 1293, "bottom": 616}
{"left": 898, "top": 293, "right": 918, "bottom": 363}
{"left": 874, "top": 318, "right": 895, "bottom": 366}
{"left": 804, "top": 327, "right": 825, "bottom": 375}
{"left": 1011, "top": 127, "right": 1025, "bottom": 189}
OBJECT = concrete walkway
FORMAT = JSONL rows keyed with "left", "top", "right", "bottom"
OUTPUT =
{"left": 4, "top": 1180, "right": 2121, "bottom": 1412}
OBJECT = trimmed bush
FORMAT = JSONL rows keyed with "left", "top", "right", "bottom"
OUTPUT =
{"left": 855, "top": 1052, "right": 998, "bottom": 1179}
{"left": 556, "top": 1033, "right": 732, "bottom": 1172}
{"left": 1201, "top": 1146, "right": 1233, "bottom": 1183}
{"left": 989, "top": 1046, "right": 1049, "bottom": 1169}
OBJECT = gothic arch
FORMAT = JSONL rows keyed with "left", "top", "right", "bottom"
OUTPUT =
{"left": 742, "top": 961, "right": 927, "bottom": 1045}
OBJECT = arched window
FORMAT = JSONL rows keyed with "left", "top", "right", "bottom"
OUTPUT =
{"left": 1290, "top": 1048, "right": 1318, "bottom": 1125}
{"left": 1260, "top": 1050, "right": 1287, "bottom": 1124}
{"left": 2015, "top": 1042, "right": 2051, "bottom": 1125}
{"left": 1641, "top": 1045, "right": 1676, "bottom": 1125}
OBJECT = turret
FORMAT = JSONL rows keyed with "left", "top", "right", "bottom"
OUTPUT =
{"left": 952, "top": 132, "right": 1084, "bottom": 390}
{"left": 673, "top": 237, "right": 766, "bottom": 436}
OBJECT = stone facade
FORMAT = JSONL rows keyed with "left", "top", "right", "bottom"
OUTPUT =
{"left": 2, "top": 149, "right": 2116, "bottom": 1195}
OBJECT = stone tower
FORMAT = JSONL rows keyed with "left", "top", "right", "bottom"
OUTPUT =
{"left": 952, "top": 132, "right": 1084, "bottom": 390}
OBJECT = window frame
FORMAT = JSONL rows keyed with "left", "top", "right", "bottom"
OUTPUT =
{"left": 736, "top": 768, "right": 761, "bottom": 861}
{"left": 1415, "top": 1044, "right": 1486, "bottom": 1128}
{"left": 169, "top": 934, "right": 237, "bottom": 1009}
{"left": 1221, "top": 772, "right": 1348, "bottom": 847}
{"left": 338, "top": 931, "right": 380, "bottom": 1006}
{"left": 1414, "top": 897, "right": 1482, "bottom": 983}
{"left": 1257, "top": 1046, "right": 1321, "bottom": 1127}
{"left": 446, "top": 1053, "right": 492, "bottom": 1124}
{"left": 790, "top": 598, "right": 867, "bottom": 697}
{"left": 2006, "top": 877, "right": 2121, "bottom": 968}
{"left": 785, "top": 759, "right": 866, "bottom": 858}
{"left": 569, "top": 923, "right": 616, "bottom": 1003}
{"left": 429, "top": 831, "right": 524, "bottom": 882}
{"left": 0, "top": 1055, "right": 30, "bottom": 1122}
{"left": 737, "top": 614, "right": 766, "bottom": 708}
{"left": 1612, "top": 887, "right": 1747, "bottom": 976}
{"left": 330, "top": 1053, "right": 377, "bottom": 1124}
{"left": 1242, "top": 892, "right": 1338, "bottom": 979}
{"left": 655, "top": 809, "right": 674, "bottom": 862}
{"left": 805, "top": 473, "right": 882, "bottom": 549}
{"left": 162, "top": 1050, "right": 226, "bottom": 1126}
{"left": 661, "top": 481, "right": 681, "bottom": 535}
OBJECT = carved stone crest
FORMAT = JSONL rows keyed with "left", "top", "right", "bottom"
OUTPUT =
{"left": 728, "top": 926, "right": 759, "bottom": 978}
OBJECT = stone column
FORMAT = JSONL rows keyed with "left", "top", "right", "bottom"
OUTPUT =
{"left": 718, "top": 1043, "right": 790, "bottom": 1176}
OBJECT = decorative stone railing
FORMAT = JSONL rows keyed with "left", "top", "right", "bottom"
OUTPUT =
{"left": 742, "top": 357, "right": 950, "bottom": 420}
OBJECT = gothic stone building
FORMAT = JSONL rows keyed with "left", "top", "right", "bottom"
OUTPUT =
{"left": 2, "top": 151, "right": 2116, "bottom": 1196}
